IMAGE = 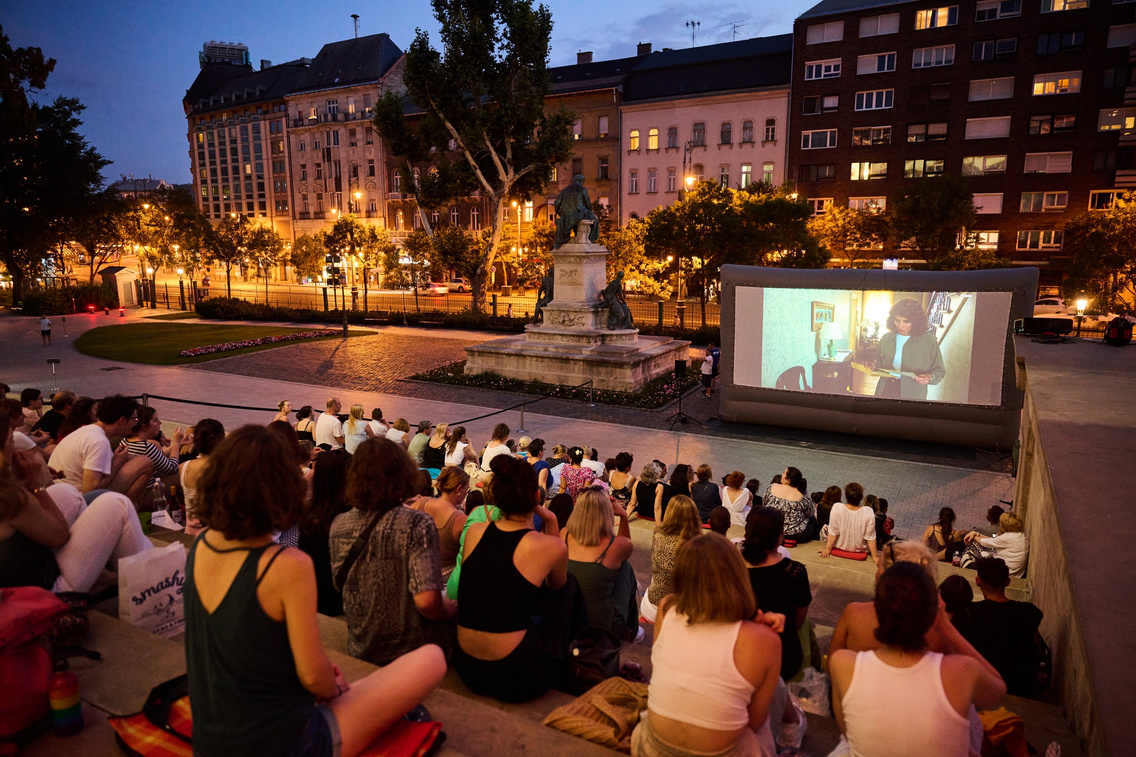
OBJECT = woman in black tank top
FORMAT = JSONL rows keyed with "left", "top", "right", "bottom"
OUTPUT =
{"left": 184, "top": 426, "right": 446, "bottom": 757}
{"left": 454, "top": 455, "right": 587, "bottom": 703}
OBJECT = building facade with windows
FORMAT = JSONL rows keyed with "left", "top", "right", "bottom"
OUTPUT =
{"left": 788, "top": 0, "right": 1134, "bottom": 276}
{"left": 618, "top": 36, "right": 793, "bottom": 224}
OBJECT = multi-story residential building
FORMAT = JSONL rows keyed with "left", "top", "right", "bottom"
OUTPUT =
{"left": 183, "top": 43, "right": 306, "bottom": 241}
{"left": 788, "top": 0, "right": 1135, "bottom": 280}
{"left": 620, "top": 36, "right": 793, "bottom": 224}
{"left": 284, "top": 34, "right": 404, "bottom": 239}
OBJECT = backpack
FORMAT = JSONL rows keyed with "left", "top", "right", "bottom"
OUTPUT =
{"left": 0, "top": 587, "right": 69, "bottom": 739}
{"left": 1103, "top": 316, "right": 1133, "bottom": 347}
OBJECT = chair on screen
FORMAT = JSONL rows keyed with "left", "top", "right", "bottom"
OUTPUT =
{"left": 775, "top": 366, "right": 810, "bottom": 392}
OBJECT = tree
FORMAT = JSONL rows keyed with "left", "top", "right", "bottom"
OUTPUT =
{"left": 374, "top": 0, "right": 575, "bottom": 312}
{"left": 245, "top": 225, "right": 284, "bottom": 302}
{"left": 808, "top": 205, "right": 889, "bottom": 268}
{"left": 69, "top": 191, "right": 132, "bottom": 283}
{"left": 204, "top": 215, "right": 253, "bottom": 298}
{"left": 431, "top": 223, "right": 481, "bottom": 283}
{"left": 1062, "top": 193, "right": 1136, "bottom": 311}
{"left": 290, "top": 233, "right": 327, "bottom": 282}
{"left": 324, "top": 214, "right": 393, "bottom": 311}
{"left": 401, "top": 230, "right": 434, "bottom": 312}
{"left": 888, "top": 175, "right": 977, "bottom": 265}
{"left": 927, "top": 247, "right": 1012, "bottom": 271}
{"left": 599, "top": 220, "right": 671, "bottom": 300}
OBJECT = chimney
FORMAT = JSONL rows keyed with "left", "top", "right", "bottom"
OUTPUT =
{"left": 261, "top": 59, "right": 272, "bottom": 70}
{"left": 577, "top": 51, "right": 593, "bottom": 65}
{"left": 637, "top": 42, "right": 652, "bottom": 56}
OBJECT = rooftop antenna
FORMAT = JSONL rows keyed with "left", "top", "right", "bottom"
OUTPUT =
{"left": 351, "top": 14, "right": 360, "bottom": 39}
{"left": 724, "top": 21, "right": 748, "bottom": 41}
{"left": 686, "top": 20, "right": 700, "bottom": 47}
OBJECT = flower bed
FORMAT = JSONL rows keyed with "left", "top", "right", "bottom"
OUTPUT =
{"left": 178, "top": 330, "right": 338, "bottom": 357}
{"left": 412, "top": 360, "right": 701, "bottom": 409}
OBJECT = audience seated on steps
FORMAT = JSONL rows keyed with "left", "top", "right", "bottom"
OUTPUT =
{"left": 298, "top": 448, "right": 351, "bottom": 616}
{"left": 407, "top": 466, "right": 469, "bottom": 583}
{"left": 951, "top": 557, "right": 1044, "bottom": 699}
{"left": 721, "top": 470, "right": 752, "bottom": 527}
{"left": 185, "top": 424, "right": 445, "bottom": 757}
{"left": 961, "top": 511, "right": 1029, "bottom": 578}
{"left": 564, "top": 486, "right": 640, "bottom": 641}
{"left": 819, "top": 482, "right": 878, "bottom": 562}
{"left": 763, "top": 466, "right": 816, "bottom": 543}
{"left": 634, "top": 533, "right": 800, "bottom": 757}
{"left": 330, "top": 437, "right": 457, "bottom": 666}
{"left": 179, "top": 418, "right": 225, "bottom": 537}
{"left": 630, "top": 461, "right": 672, "bottom": 521}
{"left": 639, "top": 495, "right": 702, "bottom": 624}
{"left": 1, "top": 408, "right": 153, "bottom": 593}
{"left": 828, "top": 562, "right": 1007, "bottom": 757}
{"left": 453, "top": 454, "right": 589, "bottom": 703}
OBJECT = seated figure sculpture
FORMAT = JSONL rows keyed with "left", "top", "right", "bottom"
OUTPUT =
{"left": 599, "top": 271, "right": 634, "bottom": 330}
{"left": 553, "top": 175, "right": 599, "bottom": 248}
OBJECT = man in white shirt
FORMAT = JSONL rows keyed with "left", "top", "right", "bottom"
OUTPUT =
{"left": 315, "top": 397, "right": 345, "bottom": 449}
{"left": 48, "top": 394, "right": 154, "bottom": 505}
{"left": 582, "top": 447, "right": 606, "bottom": 477}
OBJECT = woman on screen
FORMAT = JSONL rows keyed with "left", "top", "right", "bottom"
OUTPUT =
{"left": 874, "top": 298, "right": 946, "bottom": 401}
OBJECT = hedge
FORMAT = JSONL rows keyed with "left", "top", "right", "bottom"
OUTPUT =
{"left": 16, "top": 283, "right": 119, "bottom": 315}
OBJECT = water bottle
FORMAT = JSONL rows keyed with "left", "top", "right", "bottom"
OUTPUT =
{"left": 151, "top": 480, "right": 167, "bottom": 511}
{"left": 49, "top": 659, "right": 83, "bottom": 737}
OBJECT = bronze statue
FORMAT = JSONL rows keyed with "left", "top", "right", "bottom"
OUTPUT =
{"left": 553, "top": 174, "right": 600, "bottom": 248}
{"left": 534, "top": 268, "right": 555, "bottom": 323}
{"left": 598, "top": 271, "right": 633, "bottom": 330}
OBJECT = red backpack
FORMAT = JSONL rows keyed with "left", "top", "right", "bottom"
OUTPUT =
{"left": 0, "top": 587, "right": 69, "bottom": 739}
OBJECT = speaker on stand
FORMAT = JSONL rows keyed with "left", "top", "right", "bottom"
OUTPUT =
{"left": 665, "top": 358, "right": 702, "bottom": 429}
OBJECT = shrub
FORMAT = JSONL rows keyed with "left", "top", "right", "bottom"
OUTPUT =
{"left": 18, "top": 282, "right": 117, "bottom": 315}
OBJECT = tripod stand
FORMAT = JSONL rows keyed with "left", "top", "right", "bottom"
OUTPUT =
{"left": 665, "top": 360, "right": 704, "bottom": 430}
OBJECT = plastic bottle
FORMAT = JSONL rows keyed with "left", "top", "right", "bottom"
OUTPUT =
{"left": 151, "top": 480, "right": 167, "bottom": 511}
{"left": 48, "top": 659, "right": 83, "bottom": 737}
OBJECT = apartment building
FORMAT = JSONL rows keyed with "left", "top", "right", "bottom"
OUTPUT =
{"left": 619, "top": 36, "right": 793, "bottom": 224}
{"left": 285, "top": 34, "right": 404, "bottom": 239}
{"left": 788, "top": 0, "right": 1135, "bottom": 277}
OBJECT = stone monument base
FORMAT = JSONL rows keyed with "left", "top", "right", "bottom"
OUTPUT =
{"left": 464, "top": 333, "right": 689, "bottom": 393}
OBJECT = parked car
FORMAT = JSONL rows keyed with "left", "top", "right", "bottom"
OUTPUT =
{"left": 1033, "top": 297, "right": 1069, "bottom": 316}
{"left": 447, "top": 277, "right": 469, "bottom": 293}
{"left": 420, "top": 282, "right": 449, "bottom": 295}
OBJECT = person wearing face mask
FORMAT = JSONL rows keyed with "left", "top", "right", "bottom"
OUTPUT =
{"left": 874, "top": 298, "right": 946, "bottom": 401}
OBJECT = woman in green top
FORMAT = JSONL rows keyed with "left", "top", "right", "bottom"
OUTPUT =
{"left": 874, "top": 298, "right": 946, "bottom": 401}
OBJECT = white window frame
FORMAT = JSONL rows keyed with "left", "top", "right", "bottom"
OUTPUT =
{"left": 904, "top": 159, "right": 945, "bottom": 178}
{"left": 913, "top": 44, "right": 955, "bottom": 68}
{"left": 1019, "top": 191, "right": 1068, "bottom": 212}
{"left": 802, "top": 129, "right": 838, "bottom": 149}
{"left": 1032, "top": 71, "right": 1082, "bottom": 96}
{"left": 628, "top": 169, "right": 639, "bottom": 193}
{"left": 916, "top": 6, "right": 958, "bottom": 29}
{"left": 969, "top": 77, "right": 1014, "bottom": 101}
{"left": 806, "top": 21, "right": 844, "bottom": 44}
{"left": 973, "top": 194, "right": 1004, "bottom": 214}
{"left": 666, "top": 168, "right": 677, "bottom": 192}
{"left": 851, "top": 161, "right": 888, "bottom": 180}
{"left": 741, "top": 164, "right": 753, "bottom": 185}
{"left": 962, "top": 155, "right": 1008, "bottom": 175}
{"left": 763, "top": 162, "right": 775, "bottom": 184}
{"left": 848, "top": 196, "right": 887, "bottom": 211}
{"left": 965, "top": 116, "right": 1012, "bottom": 139}
{"left": 807, "top": 198, "right": 834, "bottom": 215}
{"left": 854, "top": 89, "right": 894, "bottom": 111}
{"left": 857, "top": 52, "right": 896, "bottom": 75}
{"left": 1016, "top": 230, "right": 1064, "bottom": 250}
{"left": 1023, "top": 152, "right": 1073, "bottom": 173}
{"left": 1099, "top": 108, "right": 1136, "bottom": 134}
{"left": 975, "top": 0, "right": 1021, "bottom": 20}
{"left": 805, "top": 59, "right": 842, "bottom": 80}
{"left": 852, "top": 126, "right": 892, "bottom": 146}
{"left": 860, "top": 13, "right": 900, "bottom": 36}
{"left": 1089, "top": 190, "right": 1120, "bottom": 210}
{"left": 908, "top": 122, "right": 949, "bottom": 142}
{"left": 647, "top": 168, "right": 658, "bottom": 193}
{"left": 598, "top": 115, "right": 609, "bottom": 138}
{"left": 971, "top": 231, "right": 1000, "bottom": 249}
{"left": 719, "top": 165, "right": 730, "bottom": 187}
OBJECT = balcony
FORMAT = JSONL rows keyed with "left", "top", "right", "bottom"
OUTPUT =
{"left": 297, "top": 211, "right": 311, "bottom": 220}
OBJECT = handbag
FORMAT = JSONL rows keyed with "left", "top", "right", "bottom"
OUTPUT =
{"left": 565, "top": 626, "right": 622, "bottom": 696}
{"left": 334, "top": 510, "right": 387, "bottom": 589}
{"left": 543, "top": 676, "right": 649, "bottom": 753}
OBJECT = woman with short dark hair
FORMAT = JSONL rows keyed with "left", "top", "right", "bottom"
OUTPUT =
{"left": 722, "top": 470, "right": 752, "bottom": 527}
{"left": 330, "top": 438, "right": 456, "bottom": 665}
{"left": 874, "top": 298, "right": 947, "bottom": 401}
{"left": 763, "top": 466, "right": 816, "bottom": 542}
{"left": 298, "top": 448, "right": 351, "bottom": 616}
{"left": 186, "top": 426, "right": 445, "bottom": 757}
{"left": 829, "top": 562, "right": 1006, "bottom": 757}
{"left": 558, "top": 445, "right": 597, "bottom": 501}
{"left": 690, "top": 463, "right": 722, "bottom": 522}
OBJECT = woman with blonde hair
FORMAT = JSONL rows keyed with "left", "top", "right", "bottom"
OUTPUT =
{"left": 962, "top": 511, "right": 1028, "bottom": 577}
{"left": 640, "top": 494, "right": 702, "bottom": 623}
{"left": 343, "top": 404, "right": 375, "bottom": 454}
{"left": 633, "top": 533, "right": 784, "bottom": 756}
{"left": 420, "top": 422, "right": 448, "bottom": 473}
{"left": 409, "top": 466, "right": 470, "bottom": 580}
{"left": 272, "top": 399, "right": 292, "bottom": 424}
{"left": 565, "top": 486, "right": 639, "bottom": 640}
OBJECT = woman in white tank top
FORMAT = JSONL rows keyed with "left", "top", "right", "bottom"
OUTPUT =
{"left": 632, "top": 533, "right": 784, "bottom": 757}
{"left": 829, "top": 562, "right": 1007, "bottom": 757}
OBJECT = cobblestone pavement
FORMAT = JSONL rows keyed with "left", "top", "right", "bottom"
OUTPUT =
{"left": 2, "top": 315, "right": 1012, "bottom": 540}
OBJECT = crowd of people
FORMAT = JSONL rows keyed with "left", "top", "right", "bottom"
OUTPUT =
{"left": 0, "top": 382, "right": 1041, "bottom": 757}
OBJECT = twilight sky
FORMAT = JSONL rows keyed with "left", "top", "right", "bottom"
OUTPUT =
{"left": 4, "top": 0, "right": 814, "bottom": 185}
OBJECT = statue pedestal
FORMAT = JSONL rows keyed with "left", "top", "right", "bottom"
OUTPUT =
{"left": 465, "top": 226, "right": 688, "bottom": 392}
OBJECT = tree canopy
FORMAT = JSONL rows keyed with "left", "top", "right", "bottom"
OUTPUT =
{"left": 373, "top": 0, "right": 575, "bottom": 311}
{"left": 888, "top": 175, "right": 977, "bottom": 264}
{"left": 1062, "top": 192, "right": 1136, "bottom": 311}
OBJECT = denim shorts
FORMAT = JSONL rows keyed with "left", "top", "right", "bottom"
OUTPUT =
{"left": 291, "top": 705, "right": 342, "bottom": 757}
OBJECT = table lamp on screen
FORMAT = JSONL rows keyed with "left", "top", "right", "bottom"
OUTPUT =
{"left": 820, "top": 320, "right": 843, "bottom": 360}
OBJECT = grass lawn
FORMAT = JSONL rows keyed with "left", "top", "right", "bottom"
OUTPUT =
{"left": 76, "top": 323, "right": 369, "bottom": 365}
{"left": 146, "top": 312, "right": 199, "bottom": 321}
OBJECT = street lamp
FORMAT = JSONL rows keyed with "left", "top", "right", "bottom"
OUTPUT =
{"left": 353, "top": 190, "right": 362, "bottom": 214}
{"left": 1076, "top": 297, "right": 1088, "bottom": 337}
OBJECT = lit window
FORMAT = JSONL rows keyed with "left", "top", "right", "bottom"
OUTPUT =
{"left": 807, "top": 198, "right": 834, "bottom": 215}
{"left": 1089, "top": 190, "right": 1120, "bottom": 210}
{"left": 849, "top": 197, "right": 887, "bottom": 211}
{"left": 975, "top": 0, "right": 1021, "bottom": 20}
{"left": 851, "top": 161, "right": 888, "bottom": 180}
{"left": 915, "top": 6, "right": 958, "bottom": 29}
{"left": 971, "top": 231, "right": 1000, "bottom": 249}
{"left": 763, "top": 162, "right": 774, "bottom": 184}
{"left": 573, "top": 119, "right": 582, "bottom": 140}
{"left": 1032, "top": 72, "right": 1082, "bottom": 96}
{"left": 598, "top": 116, "right": 609, "bottom": 138}
{"left": 1041, "top": 0, "right": 1089, "bottom": 11}
{"left": 1016, "top": 230, "right": 1063, "bottom": 250}
{"left": 741, "top": 164, "right": 752, "bottom": 185}
{"left": 1020, "top": 191, "right": 1068, "bottom": 212}
{"left": 1098, "top": 108, "right": 1136, "bottom": 135}
{"left": 904, "top": 159, "right": 945, "bottom": 178}
{"left": 648, "top": 128, "right": 659, "bottom": 150}
{"left": 852, "top": 126, "right": 892, "bottom": 145}
{"left": 628, "top": 129, "right": 640, "bottom": 150}
{"left": 961, "top": 155, "right": 1007, "bottom": 175}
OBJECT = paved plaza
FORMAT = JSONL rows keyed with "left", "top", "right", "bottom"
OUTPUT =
{"left": 1, "top": 311, "right": 1013, "bottom": 540}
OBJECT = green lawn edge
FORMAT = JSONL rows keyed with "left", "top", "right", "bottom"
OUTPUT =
{"left": 75, "top": 323, "right": 370, "bottom": 365}
{"left": 411, "top": 360, "right": 701, "bottom": 409}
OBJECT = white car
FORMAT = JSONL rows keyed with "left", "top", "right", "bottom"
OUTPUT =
{"left": 1032, "top": 297, "right": 1069, "bottom": 316}
{"left": 447, "top": 277, "right": 469, "bottom": 293}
